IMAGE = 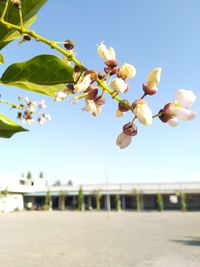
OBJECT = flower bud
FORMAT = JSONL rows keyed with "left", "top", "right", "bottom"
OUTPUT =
{"left": 86, "top": 87, "right": 98, "bottom": 100}
{"left": 118, "top": 63, "right": 136, "bottom": 80}
{"left": 116, "top": 132, "right": 132, "bottom": 149}
{"left": 104, "top": 66, "right": 119, "bottom": 76}
{"left": 23, "top": 35, "right": 31, "bottom": 41}
{"left": 94, "top": 95, "right": 105, "bottom": 106}
{"left": 123, "top": 122, "right": 137, "bottom": 136}
{"left": 132, "top": 100, "right": 153, "bottom": 126}
{"left": 11, "top": 0, "right": 21, "bottom": 8}
{"left": 84, "top": 70, "right": 97, "bottom": 81}
{"left": 143, "top": 67, "right": 162, "bottom": 95}
{"left": 97, "top": 42, "right": 116, "bottom": 61}
{"left": 64, "top": 39, "right": 75, "bottom": 50}
{"left": 111, "top": 78, "right": 127, "bottom": 94}
{"left": 66, "top": 84, "right": 75, "bottom": 94}
{"left": 105, "top": 59, "right": 118, "bottom": 68}
{"left": 118, "top": 100, "right": 130, "bottom": 112}
{"left": 143, "top": 84, "right": 156, "bottom": 96}
{"left": 98, "top": 72, "right": 106, "bottom": 80}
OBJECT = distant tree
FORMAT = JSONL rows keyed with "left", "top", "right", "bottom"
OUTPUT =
{"left": 0, "top": 188, "right": 8, "bottom": 197}
{"left": 133, "top": 189, "right": 142, "bottom": 211}
{"left": 180, "top": 192, "right": 187, "bottom": 211}
{"left": 156, "top": 193, "right": 164, "bottom": 211}
{"left": 60, "top": 191, "right": 67, "bottom": 210}
{"left": 115, "top": 195, "right": 121, "bottom": 211}
{"left": 93, "top": 190, "right": 101, "bottom": 211}
{"left": 39, "top": 172, "right": 44, "bottom": 178}
{"left": 77, "top": 186, "right": 84, "bottom": 211}
{"left": 44, "top": 189, "right": 51, "bottom": 210}
{"left": 53, "top": 180, "right": 62, "bottom": 186}
{"left": 67, "top": 180, "right": 73, "bottom": 186}
{"left": 27, "top": 171, "right": 32, "bottom": 180}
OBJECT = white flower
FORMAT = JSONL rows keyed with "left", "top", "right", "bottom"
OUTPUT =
{"left": 26, "top": 118, "right": 34, "bottom": 125}
{"left": 167, "top": 117, "right": 179, "bottom": 127}
{"left": 24, "top": 97, "right": 31, "bottom": 105}
{"left": 146, "top": 67, "right": 162, "bottom": 89}
{"left": 167, "top": 89, "right": 197, "bottom": 126}
{"left": 175, "top": 89, "right": 196, "bottom": 109}
{"left": 54, "top": 91, "right": 67, "bottom": 101}
{"left": 143, "top": 67, "right": 162, "bottom": 95}
{"left": 111, "top": 78, "right": 127, "bottom": 94}
{"left": 82, "top": 99, "right": 102, "bottom": 117}
{"left": 116, "top": 132, "right": 132, "bottom": 149}
{"left": 29, "top": 105, "right": 35, "bottom": 113}
{"left": 118, "top": 63, "right": 136, "bottom": 79}
{"left": 39, "top": 100, "right": 47, "bottom": 109}
{"left": 43, "top": 114, "right": 51, "bottom": 120}
{"left": 133, "top": 100, "right": 153, "bottom": 126}
{"left": 38, "top": 117, "right": 46, "bottom": 126}
{"left": 97, "top": 42, "right": 116, "bottom": 61}
{"left": 74, "top": 74, "right": 92, "bottom": 93}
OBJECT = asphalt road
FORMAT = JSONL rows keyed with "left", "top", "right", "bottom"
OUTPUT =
{"left": 0, "top": 211, "right": 199, "bottom": 267}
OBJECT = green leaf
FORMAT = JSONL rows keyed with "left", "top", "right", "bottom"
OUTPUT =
{"left": 0, "top": 0, "right": 48, "bottom": 50}
{"left": 0, "top": 54, "right": 74, "bottom": 97}
{"left": 0, "top": 114, "right": 27, "bottom": 138}
{"left": 0, "top": 53, "right": 4, "bottom": 64}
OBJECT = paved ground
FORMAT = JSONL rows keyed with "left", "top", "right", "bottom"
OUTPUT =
{"left": 0, "top": 211, "right": 199, "bottom": 267}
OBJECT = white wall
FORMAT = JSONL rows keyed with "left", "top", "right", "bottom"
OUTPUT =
{"left": 0, "top": 194, "right": 24, "bottom": 212}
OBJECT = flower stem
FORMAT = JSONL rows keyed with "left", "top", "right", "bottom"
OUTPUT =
{"left": 0, "top": 12, "right": 133, "bottom": 112}
{"left": 0, "top": 99, "right": 22, "bottom": 109}
{"left": 0, "top": 0, "right": 9, "bottom": 21}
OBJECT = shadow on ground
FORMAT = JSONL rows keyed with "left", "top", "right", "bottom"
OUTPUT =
{"left": 171, "top": 237, "right": 200, "bottom": 246}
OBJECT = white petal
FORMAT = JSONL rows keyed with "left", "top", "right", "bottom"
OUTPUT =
{"left": 168, "top": 117, "right": 179, "bottom": 127}
{"left": 175, "top": 89, "right": 197, "bottom": 108}
{"left": 133, "top": 102, "right": 153, "bottom": 126}
{"left": 176, "top": 107, "right": 197, "bottom": 121}
{"left": 74, "top": 74, "right": 91, "bottom": 93}
{"left": 116, "top": 132, "right": 132, "bottom": 149}
{"left": 116, "top": 110, "right": 124, "bottom": 117}
{"left": 111, "top": 78, "right": 127, "bottom": 94}
{"left": 146, "top": 67, "right": 162, "bottom": 88}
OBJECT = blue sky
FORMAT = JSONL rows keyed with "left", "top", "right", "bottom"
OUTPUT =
{"left": 0, "top": 0, "right": 199, "bottom": 185}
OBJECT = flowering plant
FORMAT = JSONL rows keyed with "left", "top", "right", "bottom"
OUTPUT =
{"left": 0, "top": 0, "right": 197, "bottom": 147}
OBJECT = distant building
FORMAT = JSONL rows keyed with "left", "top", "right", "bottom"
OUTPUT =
{"left": 1, "top": 180, "right": 200, "bottom": 212}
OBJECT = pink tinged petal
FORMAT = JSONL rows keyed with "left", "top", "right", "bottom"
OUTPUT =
{"left": 167, "top": 117, "right": 179, "bottom": 127}
{"left": 176, "top": 107, "right": 197, "bottom": 121}
{"left": 175, "top": 89, "right": 197, "bottom": 108}
{"left": 116, "top": 132, "right": 132, "bottom": 149}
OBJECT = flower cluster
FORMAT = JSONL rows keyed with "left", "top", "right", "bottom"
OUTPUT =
{"left": 53, "top": 41, "right": 197, "bottom": 149}
{"left": 17, "top": 96, "right": 51, "bottom": 125}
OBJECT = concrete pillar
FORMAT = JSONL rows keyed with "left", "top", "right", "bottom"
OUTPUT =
{"left": 105, "top": 194, "right": 111, "bottom": 211}
{"left": 121, "top": 195, "right": 126, "bottom": 210}
{"left": 88, "top": 195, "right": 92, "bottom": 210}
{"left": 140, "top": 194, "right": 144, "bottom": 210}
{"left": 58, "top": 196, "right": 62, "bottom": 210}
{"left": 72, "top": 195, "right": 76, "bottom": 209}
